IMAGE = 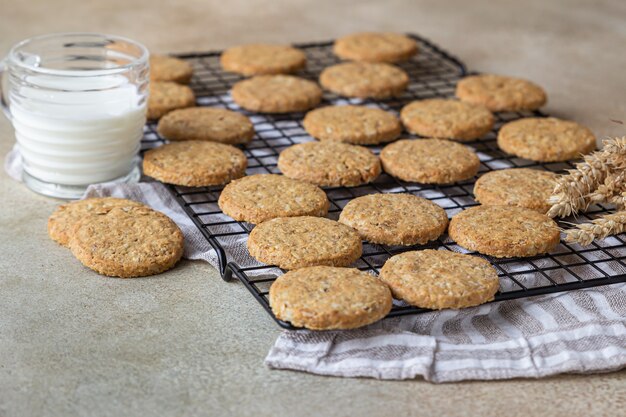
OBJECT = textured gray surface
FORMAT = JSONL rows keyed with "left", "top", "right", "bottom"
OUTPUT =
{"left": 1, "top": 0, "right": 625, "bottom": 416}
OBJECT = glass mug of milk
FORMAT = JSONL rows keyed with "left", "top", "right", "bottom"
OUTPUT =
{"left": 1, "top": 33, "right": 149, "bottom": 198}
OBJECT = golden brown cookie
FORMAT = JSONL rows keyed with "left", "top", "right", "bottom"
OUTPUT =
{"left": 149, "top": 54, "right": 193, "bottom": 84}
{"left": 277, "top": 141, "right": 381, "bottom": 187}
{"left": 473, "top": 168, "right": 558, "bottom": 213}
{"left": 247, "top": 216, "right": 362, "bottom": 270}
{"left": 497, "top": 117, "right": 596, "bottom": 162}
{"left": 333, "top": 32, "right": 418, "bottom": 63}
{"left": 339, "top": 193, "right": 448, "bottom": 246}
{"left": 69, "top": 206, "right": 184, "bottom": 278}
{"left": 380, "top": 139, "right": 480, "bottom": 184}
{"left": 220, "top": 44, "right": 306, "bottom": 76}
{"left": 147, "top": 81, "right": 196, "bottom": 120}
{"left": 218, "top": 174, "right": 329, "bottom": 224}
{"left": 448, "top": 205, "right": 560, "bottom": 258}
{"left": 231, "top": 75, "right": 322, "bottom": 113}
{"left": 143, "top": 141, "right": 247, "bottom": 186}
{"left": 48, "top": 197, "right": 145, "bottom": 247}
{"left": 379, "top": 249, "right": 500, "bottom": 310}
{"left": 456, "top": 74, "right": 547, "bottom": 112}
{"left": 303, "top": 105, "right": 402, "bottom": 145}
{"left": 269, "top": 266, "right": 392, "bottom": 330}
{"left": 156, "top": 107, "right": 254, "bottom": 144}
{"left": 319, "top": 62, "right": 409, "bottom": 99}
{"left": 400, "top": 99, "right": 494, "bottom": 141}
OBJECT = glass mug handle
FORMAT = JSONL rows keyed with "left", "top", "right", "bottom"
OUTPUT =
{"left": 0, "top": 59, "right": 10, "bottom": 120}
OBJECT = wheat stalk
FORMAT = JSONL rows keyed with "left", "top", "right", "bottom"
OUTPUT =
{"left": 564, "top": 211, "right": 626, "bottom": 246}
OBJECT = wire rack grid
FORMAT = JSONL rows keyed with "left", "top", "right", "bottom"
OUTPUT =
{"left": 140, "top": 34, "right": 626, "bottom": 329}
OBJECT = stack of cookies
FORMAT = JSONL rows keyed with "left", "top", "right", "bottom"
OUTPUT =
{"left": 126, "top": 32, "right": 597, "bottom": 330}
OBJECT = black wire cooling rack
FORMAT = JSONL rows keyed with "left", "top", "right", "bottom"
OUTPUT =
{"left": 141, "top": 34, "right": 626, "bottom": 329}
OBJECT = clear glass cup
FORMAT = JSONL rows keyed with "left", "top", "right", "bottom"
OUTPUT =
{"left": 1, "top": 33, "right": 149, "bottom": 199}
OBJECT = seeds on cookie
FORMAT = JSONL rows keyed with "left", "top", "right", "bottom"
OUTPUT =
{"left": 269, "top": 266, "right": 392, "bottom": 330}
{"left": 448, "top": 205, "right": 560, "bottom": 258}
{"left": 221, "top": 44, "right": 306, "bottom": 76}
{"left": 147, "top": 81, "right": 196, "bottom": 120}
{"left": 149, "top": 54, "right": 193, "bottom": 84}
{"left": 473, "top": 168, "right": 558, "bottom": 213}
{"left": 333, "top": 32, "right": 418, "bottom": 63}
{"left": 218, "top": 174, "right": 329, "bottom": 224}
{"left": 303, "top": 105, "right": 401, "bottom": 145}
{"left": 339, "top": 193, "right": 448, "bottom": 246}
{"left": 277, "top": 141, "right": 381, "bottom": 187}
{"left": 143, "top": 141, "right": 247, "bottom": 187}
{"left": 497, "top": 117, "right": 596, "bottom": 162}
{"left": 157, "top": 107, "right": 254, "bottom": 144}
{"left": 48, "top": 197, "right": 145, "bottom": 247}
{"left": 231, "top": 75, "right": 322, "bottom": 113}
{"left": 379, "top": 250, "right": 500, "bottom": 310}
{"left": 380, "top": 139, "right": 480, "bottom": 184}
{"left": 319, "top": 62, "right": 409, "bottom": 99}
{"left": 400, "top": 98, "right": 494, "bottom": 141}
{"left": 456, "top": 74, "right": 547, "bottom": 112}
{"left": 69, "top": 206, "right": 184, "bottom": 278}
{"left": 247, "top": 216, "right": 362, "bottom": 270}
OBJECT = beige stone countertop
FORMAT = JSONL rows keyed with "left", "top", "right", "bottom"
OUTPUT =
{"left": 1, "top": 0, "right": 625, "bottom": 416}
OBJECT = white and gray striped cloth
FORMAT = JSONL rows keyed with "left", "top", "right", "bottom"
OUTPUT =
{"left": 5, "top": 149, "right": 626, "bottom": 382}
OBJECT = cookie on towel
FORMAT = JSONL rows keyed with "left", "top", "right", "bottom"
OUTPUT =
{"left": 380, "top": 139, "right": 480, "bottom": 184}
{"left": 333, "top": 32, "right": 418, "bottom": 63}
{"left": 69, "top": 206, "right": 184, "bottom": 278}
{"left": 221, "top": 44, "right": 306, "bottom": 76}
{"left": 455, "top": 74, "right": 547, "bottom": 112}
{"left": 147, "top": 81, "right": 195, "bottom": 119}
{"left": 231, "top": 75, "right": 322, "bottom": 113}
{"left": 143, "top": 141, "right": 247, "bottom": 186}
{"left": 247, "top": 216, "right": 362, "bottom": 270}
{"left": 473, "top": 168, "right": 558, "bottom": 213}
{"left": 48, "top": 197, "right": 145, "bottom": 247}
{"left": 277, "top": 141, "right": 381, "bottom": 187}
{"left": 379, "top": 249, "right": 500, "bottom": 310}
{"left": 269, "top": 266, "right": 392, "bottom": 330}
{"left": 400, "top": 99, "right": 494, "bottom": 141}
{"left": 339, "top": 193, "right": 448, "bottom": 246}
{"left": 149, "top": 54, "right": 193, "bottom": 84}
{"left": 319, "top": 62, "right": 409, "bottom": 99}
{"left": 303, "top": 105, "right": 401, "bottom": 145}
{"left": 218, "top": 174, "right": 329, "bottom": 224}
{"left": 448, "top": 205, "right": 560, "bottom": 258}
{"left": 497, "top": 117, "right": 596, "bottom": 162}
{"left": 157, "top": 107, "right": 254, "bottom": 144}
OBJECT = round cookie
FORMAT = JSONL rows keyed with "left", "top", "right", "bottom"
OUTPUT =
{"left": 319, "top": 62, "right": 409, "bottom": 99}
{"left": 220, "top": 44, "right": 306, "bottom": 76}
{"left": 247, "top": 216, "right": 362, "bottom": 270}
{"left": 157, "top": 107, "right": 255, "bottom": 144}
{"left": 400, "top": 99, "right": 494, "bottom": 141}
{"left": 448, "top": 205, "right": 560, "bottom": 258}
{"left": 303, "top": 105, "right": 402, "bottom": 145}
{"left": 143, "top": 141, "right": 247, "bottom": 186}
{"left": 339, "top": 193, "right": 448, "bottom": 246}
{"left": 147, "top": 81, "right": 196, "bottom": 120}
{"left": 277, "top": 141, "right": 381, "bottom": 187}
{"left": 333, "top": 32, "right": 418, "bottom": 63}
{"left": 231, "top": 75, "right": 322, "bottom": 113}
{"left": 497, "top": 117, "right": 596, "bottom": 162}
{"left": 218, "top": 174, "right": 329, "bottom": 224}
{"left": 48, "top": 197, "right": 145, "bottom": 247}
{"left": 456, "top": 74, "right": 547, "bottom": 112}
{"left": 269, "top": 266, "right": 392, "bottom": 330}
{"left": 149, "top": 54, "right": 193, "bottom": 84}
{"left": 473, "top": 168, "right": 558, "bottom": 213}
{"left": 379, "top": 250, "right": 500, "bottom": 310}
{"left": 380, "top": 139, "right": 480, "bottom": 184}
{"left": 69, "top": 206, "right": 184, "bottom": 278}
